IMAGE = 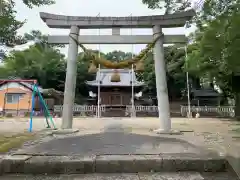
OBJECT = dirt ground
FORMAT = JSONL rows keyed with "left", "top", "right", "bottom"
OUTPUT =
{"left": 0, "top": 117, "right": 239, "bottom": 136}
{"left": 0, "top": 117, "right": 239, "bottom": 151}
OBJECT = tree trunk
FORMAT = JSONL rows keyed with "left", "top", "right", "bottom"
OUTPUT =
{"left": 235, "top": 92, "right": 240, "bottom": 120}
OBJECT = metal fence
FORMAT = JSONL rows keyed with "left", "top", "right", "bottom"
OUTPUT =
{"left": 180, "top": 105, "right": 235, "bottom": 118}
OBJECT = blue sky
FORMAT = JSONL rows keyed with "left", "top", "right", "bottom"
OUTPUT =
{"left": 10, "top": 0, "right": 195, "bottom": 55}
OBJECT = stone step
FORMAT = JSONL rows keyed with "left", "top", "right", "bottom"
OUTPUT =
{"left": 1, "top": 172, "right": 239, "bottom": 180}
{"left": 0, "top": 154, "right": 228, "bottom": 175}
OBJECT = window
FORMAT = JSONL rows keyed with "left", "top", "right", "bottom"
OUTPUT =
{"left": 5, "top": 93, "right": 24, "bottom": 104}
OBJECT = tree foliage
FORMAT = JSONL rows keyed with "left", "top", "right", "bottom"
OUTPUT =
{"left": 139, "top": 45, "right": 188, "bottom": 100}
{"left": 0, "top": 1, "right": 25, "bottom": 46}
{"left": 141, "top": 0, "right": 191, "bottom": 14}
{"left": 0, "top": 44, "right": 66, "bottom": 89}
{"left": 0, "top": 0, "right": 55, "bottom": 47}
{"left": 23, "top": 30, "right": 65, "bottom": 48}
{"left": 105, "top": 51, "right": 133, "bottom": 61}
{"left": 184, "top": 0, "right": 240, "bottom": 118}
{"left": 22, "top": 0, "right": 54, "bottom": 8}
{"left": 186, "top": 0, "right": 240, "bottom": 96}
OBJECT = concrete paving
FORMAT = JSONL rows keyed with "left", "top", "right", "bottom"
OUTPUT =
{"left": 0, "top": 120, "right": 226, "bottom": 175}
{"left": 1, "top": 172, "right": 239, "bottom": 180}
{"left": 13, "top": 131, "right": 215, "bottom": 156}
{"left": 12, "top": 120, "right": 217, "bottom": 156}
{"left": 0, "top": 124, "right": 227, "bottom": 174}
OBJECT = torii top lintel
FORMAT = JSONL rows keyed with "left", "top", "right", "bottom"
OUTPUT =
{"left": 40, "top": 9, "right": 195, "bottom": 29}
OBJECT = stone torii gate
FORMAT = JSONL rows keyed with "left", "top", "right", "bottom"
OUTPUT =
{"left": 40, "top": 10, "right": 194, "bottom": 133}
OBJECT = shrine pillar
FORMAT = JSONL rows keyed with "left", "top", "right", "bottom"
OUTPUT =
{"left": 152, "top": 25, "right": 171, "bottom": 132}
{"left": 61, "top": 26, "right": 79, "bottom": 129}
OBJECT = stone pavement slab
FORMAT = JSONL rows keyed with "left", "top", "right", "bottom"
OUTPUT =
{"left": 13, "top": 132, "right": 218, "bottom": 156}
{"left": 1, "top": 172, "right": 239, "bottom": 180}
{"left": 0, "top": 154, "right": 227, "bottom": 174}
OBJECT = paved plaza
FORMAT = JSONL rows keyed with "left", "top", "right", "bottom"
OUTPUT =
{"left": 0, "top": 117, "right": 239, "bottom": 178}
{"left": 13, "top": 131, "right": 215, "bottom": 156}
{"left": 0, "top": 117, "right": 239, "bottom": 157}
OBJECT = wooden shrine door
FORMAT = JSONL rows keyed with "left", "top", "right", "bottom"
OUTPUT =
{"left": 110, "top": 93, "right": 122, "bottom": 105}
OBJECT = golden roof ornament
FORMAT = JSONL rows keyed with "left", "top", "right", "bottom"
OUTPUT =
{"left": 111, "top": 69, "right": 121, "bottom": 82}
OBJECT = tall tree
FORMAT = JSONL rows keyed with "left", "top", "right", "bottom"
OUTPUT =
{"left": 0, "top": 44, "right": 66, "bottom": 90}
{"left": 185, "top": 0, "right": 240, "bottom": 119}
{"left": 140, "top": 45, "right": 189, "bottom": 100}
{"left": 0, "top": 0, "right": 55, "bottom": 47}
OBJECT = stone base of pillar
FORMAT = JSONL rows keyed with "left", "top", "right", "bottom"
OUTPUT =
{"left": 50, "top": 129, "right": 79, "bottom": 135}
{"left": 153, "top": 128, "right": 182, "bottom": 135}
{"left": 187, "top": 112, "right": 193, "bottom": 118}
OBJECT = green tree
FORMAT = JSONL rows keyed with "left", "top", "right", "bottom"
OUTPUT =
{"left": 23, "top": 30, "right": 64, "bottom": 48}
{"left": 185, "top": 0, "right": 240, "bottom": 119}
{"left": 75, "top": 52, "right": 96, "bottom": 100}
{"left": 140, "top": 46, "right": 189, "bottom": 100}
{"left": 0, "top": 44, "right": 66, "bottom": 90}
{"left": 141, "top": 0, "right": 191, "bottom": 14}
{"left": 0, "top": 29, "right": 66, "bottom": 91}
{"left": 0, "top": 0, "right": 55, "bottom": 46}
{"left": 105, "top": 51, "right": 134, "bottom": 61}
{"left": 0, "top": 43, "right": 97, "bottom": 104}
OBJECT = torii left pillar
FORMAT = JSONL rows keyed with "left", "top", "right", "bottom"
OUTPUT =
{"left": 61, "top": 26, "right": 79, "bottom": 129}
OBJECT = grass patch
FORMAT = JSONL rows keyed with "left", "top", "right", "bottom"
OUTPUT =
{"left": 0, "top": 132, "right": 36, "bottom": 153}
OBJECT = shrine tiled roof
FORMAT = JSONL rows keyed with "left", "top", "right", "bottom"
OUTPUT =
{"left": 86, "top": 69, "right": 144, "bottom": 87}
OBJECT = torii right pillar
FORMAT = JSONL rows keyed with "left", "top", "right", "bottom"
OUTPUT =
{"left": 153, "top": 25, "right": 173, "bottom": 133}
